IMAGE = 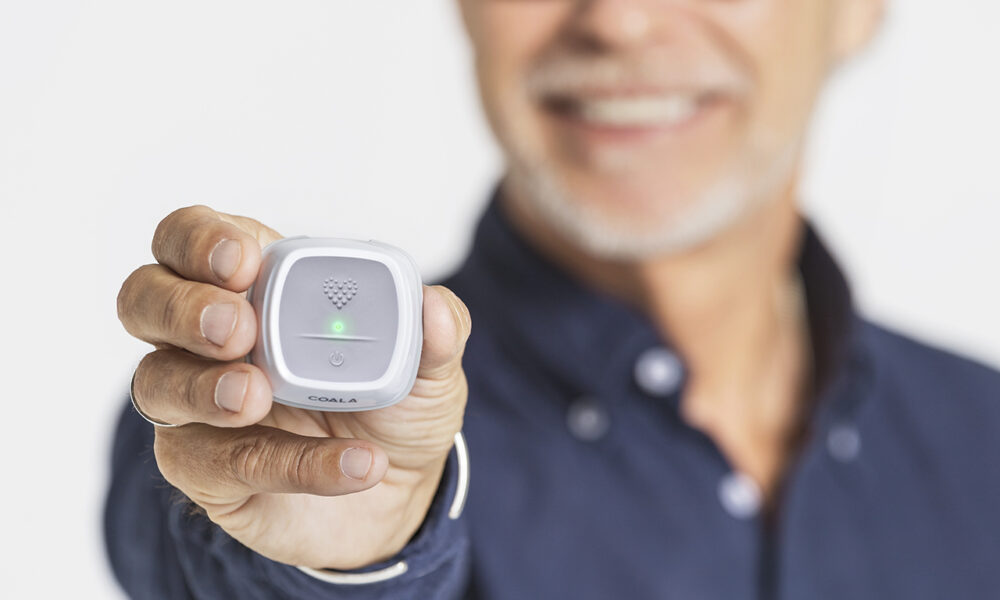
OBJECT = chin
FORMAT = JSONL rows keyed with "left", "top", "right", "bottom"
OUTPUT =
{"left": 508, "top": 161, "right": 757, "bottom": 260}
{"left": 572, "top": 178, "right": 704, "bottom": 224}
{"left": 502, "top": 111, "right": 801, "bottom": 260}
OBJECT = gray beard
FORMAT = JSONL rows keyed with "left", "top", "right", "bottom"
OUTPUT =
{"left": 503, "top": 142, "right": 799, "bottom": 261}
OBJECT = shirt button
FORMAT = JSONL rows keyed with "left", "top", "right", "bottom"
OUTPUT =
{"left": 633, "top": 346, "right": 683, "bottom": 397}
{"left": 718, "top": 472, "right": 762, "bottom": 519}
{"left": 566, "top": 398, "right": 611, "bottom": 442}
{"left": 827, "top": 423, "right": 862, "bottom": 462}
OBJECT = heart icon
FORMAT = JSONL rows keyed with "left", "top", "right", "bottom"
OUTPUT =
{"left": 322, "top": 276, "right": 358, "bottom": 310}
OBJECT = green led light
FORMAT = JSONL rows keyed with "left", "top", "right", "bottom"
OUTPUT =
{"left": 332, "top": 321, "right": 345, "bottom": 333}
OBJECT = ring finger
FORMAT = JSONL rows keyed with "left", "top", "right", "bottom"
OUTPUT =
{"left": 133, "top": 348, "right": 273, "bottom": 427}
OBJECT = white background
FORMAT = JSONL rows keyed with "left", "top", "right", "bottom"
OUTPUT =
{"left": 1, "top": 1, "right": 997, "bottom": 597}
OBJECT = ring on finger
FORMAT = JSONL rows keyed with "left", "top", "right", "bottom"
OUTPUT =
{"left": 129, "top": 368, "right": 182, "bottom": 428}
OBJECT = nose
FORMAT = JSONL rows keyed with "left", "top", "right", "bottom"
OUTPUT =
{"left": 568, "top": 0, "right": 682, "bottom": 52}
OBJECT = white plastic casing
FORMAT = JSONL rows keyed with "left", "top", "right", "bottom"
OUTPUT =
{"left": 247, "top": 236, "right": 423, "bottom": 412}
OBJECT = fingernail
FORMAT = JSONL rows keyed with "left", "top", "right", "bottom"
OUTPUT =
{"left": 340, "top": 448, "right": 372, "bottom": 480}
{"left": 435, "top": 286, "right": 466, "bottom": 330}
{"left": 201, "top": 303, "right": 237, "bottom": 347}
{"left": 210, "top": 239, "right": 242, "bottom": 282}
{"left": 459, "top": 302, "right": 471, "bottom": 334}
{"left": 215, "top": 371, "right": 249, "bottom": 413}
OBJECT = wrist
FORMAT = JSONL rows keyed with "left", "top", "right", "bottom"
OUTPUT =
{"left": 305, "top": 431, "right": 469, "bottom": 579}
{"left": 319, "top": 443, "right": 451, "bottom": 570}
{"left": 375, "top": 454, "right": 450, "bottom": 560}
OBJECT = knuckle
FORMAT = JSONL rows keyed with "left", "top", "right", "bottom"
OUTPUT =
{"left": 116, "top": 276, "right": 135, "bottom": 327}
{"left": 228, "top": 433, "right": 321, "bottom": 491}
{"left": 411, "top": 363, "right": 467, "bottom": 401}
{"left": 151, "top": 212, "right": 175, "bottom": 258}
{"left": 455, "top": 369, "right": 469, "bottom": 401}
{"left": 456, "top": 374, "right": 470, "bottom": 415}
{"left": 152, "top": 207, "right": 190, "bottom": 262}
{"left": 161, "top": 280, "right": 196, "bottom": 339}
{"left": 176, "top": 356, "right": 207, "bottom": 416}
{"left": 229, "top": 434, "right": 274, "bottom": 487}
{"left": 136, "top": 349, "right": 195, "bottom": 422}
{"left": 117, "top": 266, "right": 152, "bottom": 330}
{"left": 289, "top": 442, "right": 323, "bottom": 488}
{"left": 153, "top": 205, "right": 215, "bottom": 271}
{"left": 448, "top": 369, "right": 470, "bottom": 407}
{"left": 192, "top": 365, "right": 218, "bottom": 414}
{"left": 443, "top": 349, "right": 469, "bottom": 377}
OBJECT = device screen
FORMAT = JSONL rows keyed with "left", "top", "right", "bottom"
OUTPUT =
{"left": 278, "top": 256, "right": 399, "bottom": 382}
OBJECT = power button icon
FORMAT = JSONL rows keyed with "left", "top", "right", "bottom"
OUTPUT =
{"left": 329, "top": 351, "right": 345, "bottom": 367}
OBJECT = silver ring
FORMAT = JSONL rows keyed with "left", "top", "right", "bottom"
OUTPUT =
{"left": 129, "top": 368, "right": 181, "bottom": 428}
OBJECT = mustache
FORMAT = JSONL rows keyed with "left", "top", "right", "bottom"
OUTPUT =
{"left": 525, "top": 52, "right": 750, "bottom": 98}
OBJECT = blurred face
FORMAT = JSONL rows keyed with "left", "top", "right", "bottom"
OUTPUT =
{"left": 458, "top": 0, "right": 879, "bottom": 259}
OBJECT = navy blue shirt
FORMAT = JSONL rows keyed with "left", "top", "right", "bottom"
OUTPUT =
{"left": 106, "top": 189, "right": 1000, "bottom": 599}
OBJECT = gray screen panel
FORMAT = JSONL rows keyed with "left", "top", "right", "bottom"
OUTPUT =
{"left": 278, "top": 256, "right": 399, "bottom": 382}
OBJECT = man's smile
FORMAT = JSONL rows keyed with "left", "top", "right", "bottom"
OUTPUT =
{"left": 540, "top": 90, "right": 736, "bottom": 148}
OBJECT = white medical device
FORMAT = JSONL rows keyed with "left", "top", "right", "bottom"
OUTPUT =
{"left": 247, "top": 236, "right": 423, "bottom": 412}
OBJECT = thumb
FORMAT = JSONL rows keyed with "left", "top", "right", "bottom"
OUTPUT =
{"left": 418, "top": 285, "right": 472, "bottom": 381}
{"left": 155, "top": 424, "right": 390, "bottom": 502}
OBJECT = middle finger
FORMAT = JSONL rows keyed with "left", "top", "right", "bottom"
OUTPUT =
{"left": 119, "top": 263, "right": 257, "bottom": 360}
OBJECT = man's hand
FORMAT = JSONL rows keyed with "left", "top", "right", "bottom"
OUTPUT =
{"left": 117, "top": 205, "right": 470, "bottom": 569}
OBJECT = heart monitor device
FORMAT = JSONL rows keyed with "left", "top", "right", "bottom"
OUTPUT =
{"left": 247, "top": 236, "right": 423, "bottom": 412}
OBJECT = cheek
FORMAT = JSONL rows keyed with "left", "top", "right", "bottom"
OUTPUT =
{"left": 711, "top": 0, "right": 833, "bottom": 148}
{"left": 471, "top": 5, "right": 572, "bottom": 142}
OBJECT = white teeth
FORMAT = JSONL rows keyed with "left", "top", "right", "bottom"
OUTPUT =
{"left": 575, "top": 95, "right": 698, "bottom": 127}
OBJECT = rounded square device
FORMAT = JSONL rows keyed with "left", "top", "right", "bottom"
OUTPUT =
{"left": 247, "top": 236, "right": 423, "bottom": 411}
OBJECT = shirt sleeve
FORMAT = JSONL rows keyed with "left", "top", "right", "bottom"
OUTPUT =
{"left": 104, "top": 394, "right": 473, "bottom": 600}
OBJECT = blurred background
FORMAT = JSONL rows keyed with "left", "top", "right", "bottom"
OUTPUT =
{"left": 0, "top": 1, "right": 997, "bottom": 596}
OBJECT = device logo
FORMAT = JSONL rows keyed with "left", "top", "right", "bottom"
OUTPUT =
{"left": 308, "top": 395, "right": 358, "bottom": 404}
{"left": 322, "top": 276, "right": 358, "bottom": 309}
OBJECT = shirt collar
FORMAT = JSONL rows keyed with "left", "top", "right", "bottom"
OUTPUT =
{"left": 458, "top": 184, "right": 872, "bottom": 419}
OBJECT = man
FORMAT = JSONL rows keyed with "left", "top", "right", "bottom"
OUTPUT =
{"left": 106, "top": 0, "right": 1000, "bottom": 598}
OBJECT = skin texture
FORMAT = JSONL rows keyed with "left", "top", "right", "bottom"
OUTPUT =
{"left": 117, "top": 0, "right": 884, "bottom": 572}
{"left": 455, "top": 0, "right": 883, "bottom": 500}
{"left": 458, "top": 0, "right": 883, "bottom": 256}
{"left": 119, "top": 205, "right": 470, "bottom": 569}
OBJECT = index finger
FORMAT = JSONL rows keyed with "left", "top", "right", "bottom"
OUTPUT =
{"left": 151, "top": 205, "right": 283, "bottom": 292}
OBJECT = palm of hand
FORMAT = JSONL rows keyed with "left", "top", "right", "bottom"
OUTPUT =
{"left": 207, "top": 386, "right": 463, "bottom": 568}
